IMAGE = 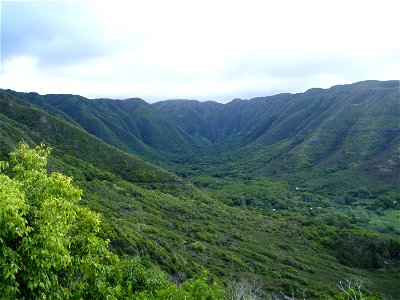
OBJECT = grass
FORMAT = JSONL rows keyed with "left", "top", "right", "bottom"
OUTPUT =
{"left": 351, "top": 206, "right": 400, "bottom": 235}
{"left": 1, "top": 87, "right": 400, "bottom": 298}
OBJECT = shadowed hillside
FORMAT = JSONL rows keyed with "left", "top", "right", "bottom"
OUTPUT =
{"left": 7, "top": 91, "right": 209, "bottom": 163}
{"left": 154, "top": 80, "right": 400, "bottom": 194}
{"left": 1, "top": 82, "right": 399, "bottom": 298}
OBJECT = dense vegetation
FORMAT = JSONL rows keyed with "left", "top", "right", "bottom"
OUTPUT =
{"left": 0, "top": 142, "right": 225, "bottom": 299}
{"left": 154, "top": 80, "right": 399, "bottom": 196}
{"left": 7, "top": 91, "right": 209, "bottom": 163}
{"left": 1, "top": 81, "right": 399, "bottom": 298}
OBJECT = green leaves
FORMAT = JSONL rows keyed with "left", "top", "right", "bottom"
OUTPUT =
{"left": 0, "top": 142, "right": 115, "bottom": 298}
{"left": 0, "top": 174, "right": 29, "bottom": 296}
{"left": 0, "top": 142, "right": 227, "bottom": 299}
{"left": 9, "top": 141, "right": 50, "bottom": 178}
{"left": 149, "top": 272, "right": 226, "bottom": 300}
{"left": 2, "top": 83, "right": 398, "bottom": 298}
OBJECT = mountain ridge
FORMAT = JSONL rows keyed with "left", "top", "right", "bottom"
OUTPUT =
{"left": 5, "top": 80, "right": 399, "bottom": 194}
{"left": 153, "top": 80, "right": 399, "bottom": 194}
{"left": 1, "top": 82, "right": 399, "bottom": 297}
{"left": 6, "top": 90, "right": 210, "bottom": 163}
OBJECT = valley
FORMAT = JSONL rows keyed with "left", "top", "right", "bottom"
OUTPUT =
{"left": 0, "top": 80, "right": 399, "bottom": 298}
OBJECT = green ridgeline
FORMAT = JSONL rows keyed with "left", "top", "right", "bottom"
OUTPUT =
{"left": 1, "top": 84, "right": 399, "bottom": 298}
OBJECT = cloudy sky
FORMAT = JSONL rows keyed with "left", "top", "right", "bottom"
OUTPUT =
{"left": 1, "top": 0, "right": 399, "bottom": 103}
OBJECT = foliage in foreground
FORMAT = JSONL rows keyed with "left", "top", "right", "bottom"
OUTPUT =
{"left": 1, "top": 89, "right": 399, "bottom": 298}
{"left": 0, "top": 142, "right": 224, "bottom": 299}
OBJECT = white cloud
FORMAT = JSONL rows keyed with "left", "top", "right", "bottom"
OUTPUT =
{"left": 1, "top": 0, "right": 399, "bottom": 102}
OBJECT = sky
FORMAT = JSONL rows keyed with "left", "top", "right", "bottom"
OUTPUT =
{"left": 1, "top": 0, "right": 399, "bottom": 103}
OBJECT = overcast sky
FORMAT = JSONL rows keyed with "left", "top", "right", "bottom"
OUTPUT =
{"left": 1, "top": 0, "right": 399, "bottom": 103}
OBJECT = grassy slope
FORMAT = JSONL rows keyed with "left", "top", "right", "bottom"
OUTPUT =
{"left": 0, "top": 90, "right": 178, "bottom": 184}
{"left": 153, "top": 100, "right": 224, "bottom": 143}
{"left": 10, "top": 81, "right": 399, "bottom": 194}
{"left": 1, "top": 88, "right": 399, "bottom": 298}
{"left": 9, "top": 91, "right": 208, "bottom": 163}
{"left": 155, "top": 81, "right": 400, "bottom": 195}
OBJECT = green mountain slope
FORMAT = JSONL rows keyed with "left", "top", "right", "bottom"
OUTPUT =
{"left": 249, "top": 82, "right": 399, "bottom": 192}
{"left": 153, "top": 100, "right": 224, "bottom": 143}
{"left": 154, "top": 81, "right": 398, "bottom": 145}
{"left": 154, "top": 80, "right": 400, "bottom": 194}
{"left": 1, "top": 84, "right": 399, "bottom": 298}
{"left": 0, "top": 90, "right": 178, "bottom": 184}
{"left": 8, "top": 91, "right": 208, "bottom": 163}
{"left": 9, "top": 81, "right": 399, "bottom": 195}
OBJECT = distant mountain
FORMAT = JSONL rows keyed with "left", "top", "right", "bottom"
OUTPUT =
{"left": 5, "top": 81, "right": 399, "bottom": 193}
{"left": 0, "top": 90, "right": 178, "bottom": 184}
{"left": 154, "top": 80, "right": 399, "bottom": 145}
{"left": 7, "top": 91, "right": 209, "bottom": 163}
{"left": 153, "top": 100, "right": 224, "bottom": 143}
{"left": 1, "top": 84, "right": 399, "bottom": 298}
{"left": 154, "top": 80, "right": 400, "bottom": 193}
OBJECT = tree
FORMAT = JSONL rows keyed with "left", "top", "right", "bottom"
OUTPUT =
{"left": 0, "top": 142, "right": 117, "bottom": 299}
{"left": 0, "top": 142, "right": 226, "bottom": 299}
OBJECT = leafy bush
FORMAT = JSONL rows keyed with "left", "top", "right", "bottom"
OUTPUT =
{"left": 0, "top": 142, "right": 118, "bottom": 298}
{"left": 0, "top": 142, "right": 225, "bottom": 299}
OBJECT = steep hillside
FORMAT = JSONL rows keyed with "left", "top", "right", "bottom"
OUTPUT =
{"left": 153, "top": 100, "right": 223, "bottom": 142}
{"left": 2, "top": 89, "right": 399, "bottom": 298}
{"left": 8, "top": 81, "right": 398, "bottom": 193}
{"left": 8, "top": 91, "right": 208, "bottom": 163}
{"left": 154, "top": 81, "right": 399, "bottom": 145}
{"left": 0, "top": 90, "right": 179, "bottom": 184}
{"left": 248, "top": 82, "right": 399, "bottom": 191}
{"left": 154, "top": 81, "right": 400, "bottom": 194}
